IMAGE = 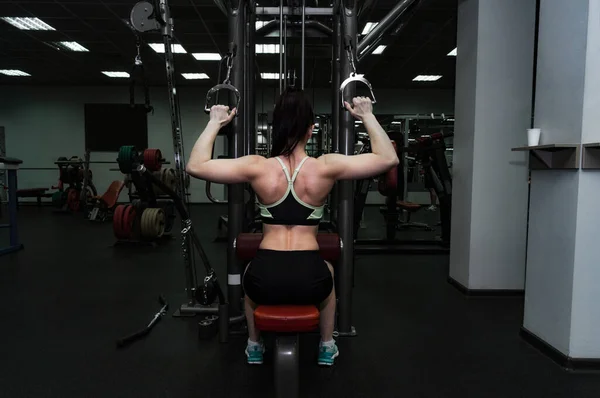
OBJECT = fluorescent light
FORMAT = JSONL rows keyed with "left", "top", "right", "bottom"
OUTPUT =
{"left": 261, "top": 72, "right": 281, "bottom": 80}
{"left": 1, "top": 17, "right": 55, "bottom": 30}
{"left": 53, "top": 41, "right": 89, "bottom": 52}
{"left": 256, "top": 20, "right": 269, "bottom": 30}
{"left": 355, "top": 120, "right": 363, "bottom": 124}
{"left": 102, "top": 71, "right": 130, "bottom": 78}
{"left": 256, "top": 44, "right": 283, "bottom": 54}
{"left": 391, "top": 121, "right": 402, "bottom": 125}
{"left": 182, "top": 73, "right": 209, "bottom": 80}
{"left": 413, "top": 75, "right": 442, "bottom": 82}
{"left": 361, "top": 22, "right": 378, "bottom": 35}
{"left": 372, "top": 45, "right": 386, "bottom": 55}
{"left": 0, "top": 69, "right": 30, "bottom": 76}
{"left": 447, "top": 47, "right": 457, "bottom": 56}
{"left": 192, "top": 53, "right": 221, "bottom": 61}
{"left": 148, "top": 43, "right": 187, "bottom": 54}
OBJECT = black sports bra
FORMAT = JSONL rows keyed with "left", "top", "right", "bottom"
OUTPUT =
{"left": 256, "top": 157, "right": 325, "bottom": 226}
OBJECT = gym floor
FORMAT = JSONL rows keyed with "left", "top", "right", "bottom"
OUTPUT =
{"left": 1, "top": 204, "right": 599, "bottom": 398}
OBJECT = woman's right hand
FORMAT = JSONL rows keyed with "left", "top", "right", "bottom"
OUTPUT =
{"left": 344, "top": 97, "right": 373, "bottom": 120}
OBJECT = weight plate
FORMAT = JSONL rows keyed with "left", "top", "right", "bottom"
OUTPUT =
{"left": 122, "top": 205, "right": 137, "bottom": 239}
{"left": 140, "top": 208, "right": 153, "bottom": 239}
{"left": 67, "top": 188, "right": 80, "bottom": 212}
{"left": 155, "top": 208, "right": 165, "bottom": 238}
{"left": 198, "top": 319, "right": 217, "bottom": 340}
{"left": 162, "top": 168, "right": 177, "bottom": 192}
{"left": 113, "top": 205, "right": 126, "bottom": 239}
{"left": 143, "top": 148, "right": 163, "bottom": 172}
{"left": 117, "top": 145, "right": 137, "bottom": 174}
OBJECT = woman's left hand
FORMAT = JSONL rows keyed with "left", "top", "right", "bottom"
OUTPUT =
{"left": 210, "top": 105, "right": 237, "bottom": 127}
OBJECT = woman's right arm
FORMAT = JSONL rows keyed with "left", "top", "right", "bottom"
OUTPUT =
{"left": 319, "top": 97, "right": 399, "bottom": 180}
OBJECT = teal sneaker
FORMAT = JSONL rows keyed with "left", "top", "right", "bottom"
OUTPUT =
{"left": 318, "top": 342, "right": 339, "bottom": 366}
{"left": 245, "top": 342, "right": 265, "bottom": 365}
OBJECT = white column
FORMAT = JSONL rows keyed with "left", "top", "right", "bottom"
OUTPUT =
{"left": 524, "top": 0, "right": 600, "bottom": 361}
{"left": 450, "top": 0, "right": 535, "bottom": 291}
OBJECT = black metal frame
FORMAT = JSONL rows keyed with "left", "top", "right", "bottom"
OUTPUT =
{"left": 336, "top": 0, "right": 357, "bottom": 336}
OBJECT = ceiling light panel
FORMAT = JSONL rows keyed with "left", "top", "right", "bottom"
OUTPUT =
{"left": 0, "top": 69, "right": 30, "bottom": 76}
{"left": 448, "top": 48, "right": 457, "bottom": 56}
{"left": 182, "top": 73, "right": 209, "bottom": 80}
{"left": 260, "top": 72, "right": 281, "bottom": 79}
{"left": 361, "top": 22, "right": 378, "bottom": 35}
{"left": 53, "top": 41, "right": 89, "bottom": 52}
{"left": 1, "top": 17, "right": 55, "bottom": 31}
{"left": 102, "top": 71, "right": 130, "bottom": 78}
{"left": 256, "top": 44, "right": 283, "bottom": 54}
{"left": 192, "top": 53, "right": 222, "bottom": 61}
{"left": 372, "top": 45, "right": 386, "bottom": 55}
{"left": 148, "top": 43, "right": 187, "bottom": 53}
{"left": 413, "top": 75, "right": 442, "bottom": 82}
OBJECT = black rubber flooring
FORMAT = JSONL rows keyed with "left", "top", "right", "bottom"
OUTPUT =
{"left": 1, "top": 204, "right": 599, "bottom": 398}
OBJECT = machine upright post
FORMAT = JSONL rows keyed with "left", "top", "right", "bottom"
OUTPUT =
{"left": 330, "top": 13, "right": 342, "bottom": 224}
{"left": 301, "top": 0, "right": 305, "bottom": 89}
{"left": 158, "top": 0, "right": 197, "bottom": 300}
{"left": 337, "top": 0, "right": 357, "bottom": 335}
{"left": 279, "top": 3, "right": 284, "bottom": 93}
{"left": 227, "top": 0, "right": 246, "bottom": 318}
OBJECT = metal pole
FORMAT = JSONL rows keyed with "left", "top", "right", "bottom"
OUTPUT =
{"left": 283, "top": 14, "right": 287, "bottom": 89}
{"left": 330, "top": 12, "right": 341, "bottom": 224}
{"left": 279, "top": 3, "right": 283, "bottom": 93}
{"left": 301, "top": 0, "right": 305, "bottom": 89}
{"left": 227, "top": 0, "right": 246, "bottom": 318}
{"left": 337, "top": 0, "right": 356, "bottom": 335}
{"left": 159, "top": 0, "right": 197, "bottom": 301}
{"left": 248, "top": 4, "right": 256, "bottom": 156}
{"left": 356, "top": 0, "right": 417, "bottom": 59}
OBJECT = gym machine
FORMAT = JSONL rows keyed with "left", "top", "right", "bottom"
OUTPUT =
{"left": 354, "top": 128, "right": 453, "bottom": 254}
{"left": 0, "top": 156, "right": 24, "bottom": 256}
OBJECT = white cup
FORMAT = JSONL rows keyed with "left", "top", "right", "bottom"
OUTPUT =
{"left": 527, "top": 128, "right": 541, "bottom": 146}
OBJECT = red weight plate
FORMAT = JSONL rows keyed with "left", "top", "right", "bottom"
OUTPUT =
{"left": 122, "top": 205, "right": 137, "bottom": 239}
{"left": 67, "top": 189, "right": 80, "bottom": 212}
{"left": 144, "top": 149, "right": 162, "bottom": 172}
{"left": 113, "top": 205, "right": 125, "bottom": 239}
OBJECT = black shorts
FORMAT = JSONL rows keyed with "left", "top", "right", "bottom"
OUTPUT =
{"left": 243, "top": 249, "right": 333, "bottom": 306}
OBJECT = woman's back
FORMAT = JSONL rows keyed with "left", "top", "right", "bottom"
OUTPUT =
{"left": 251, "top": 154, "right": 334, "bottom": 251}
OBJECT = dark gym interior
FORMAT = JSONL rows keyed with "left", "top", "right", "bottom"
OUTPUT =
{"left": 2, "top": 0, "right": 600, "bottom": 397}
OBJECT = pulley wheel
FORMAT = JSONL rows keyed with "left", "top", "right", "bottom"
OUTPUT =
{"left": 161, "top": 168, "right": 177, "bottom": 193}
{"left": 140, "top": 208, "right": 165, "bottom": 240}
{"left": 117, "top": 145, "right": 137, "bottom": 174}
{"left": 143, "top": 148, "right": 163, "bottom": 172}
{"left": 113, "top": 204, "right": 126, "bottom": 239}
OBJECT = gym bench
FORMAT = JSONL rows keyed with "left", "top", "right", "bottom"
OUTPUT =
{"left": 235, "top": 233, "right": 341, "bottom": 398}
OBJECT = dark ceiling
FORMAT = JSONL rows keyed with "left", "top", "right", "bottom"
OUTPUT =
{"left": 0, "top": 0, "right": 456, "bottom": 89}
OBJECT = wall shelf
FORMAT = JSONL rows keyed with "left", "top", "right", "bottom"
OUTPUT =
{"left": 511, "top": 144, "right": 580, "bottom": 170}
{"left": 581, "top": 143, "right": 600, "bottom": 169}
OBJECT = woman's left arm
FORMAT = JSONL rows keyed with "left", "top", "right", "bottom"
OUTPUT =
{"left": 186, "top": 105, "right": 264, "bottom": 184}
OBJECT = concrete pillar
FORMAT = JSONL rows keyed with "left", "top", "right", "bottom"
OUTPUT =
{"left": 449, "top": 0, "right": 536, "bottom": 291}
{"left": 523, "top": 0, "right": 600, "bottom": 364}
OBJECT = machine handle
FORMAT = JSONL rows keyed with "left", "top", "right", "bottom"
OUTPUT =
{"left": 339, "top": 74, "right": 377, "bottom": 108}
{"left": 204, "top": 84, "right": 241, "bottom": 114}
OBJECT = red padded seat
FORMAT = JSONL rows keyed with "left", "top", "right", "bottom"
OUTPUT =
{"left": 254, "top": 305, "right": 320, "bottom": 332}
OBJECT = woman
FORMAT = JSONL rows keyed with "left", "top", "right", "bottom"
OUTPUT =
{"left": 187, "top": 88, "right": 398, "bottom": 366}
